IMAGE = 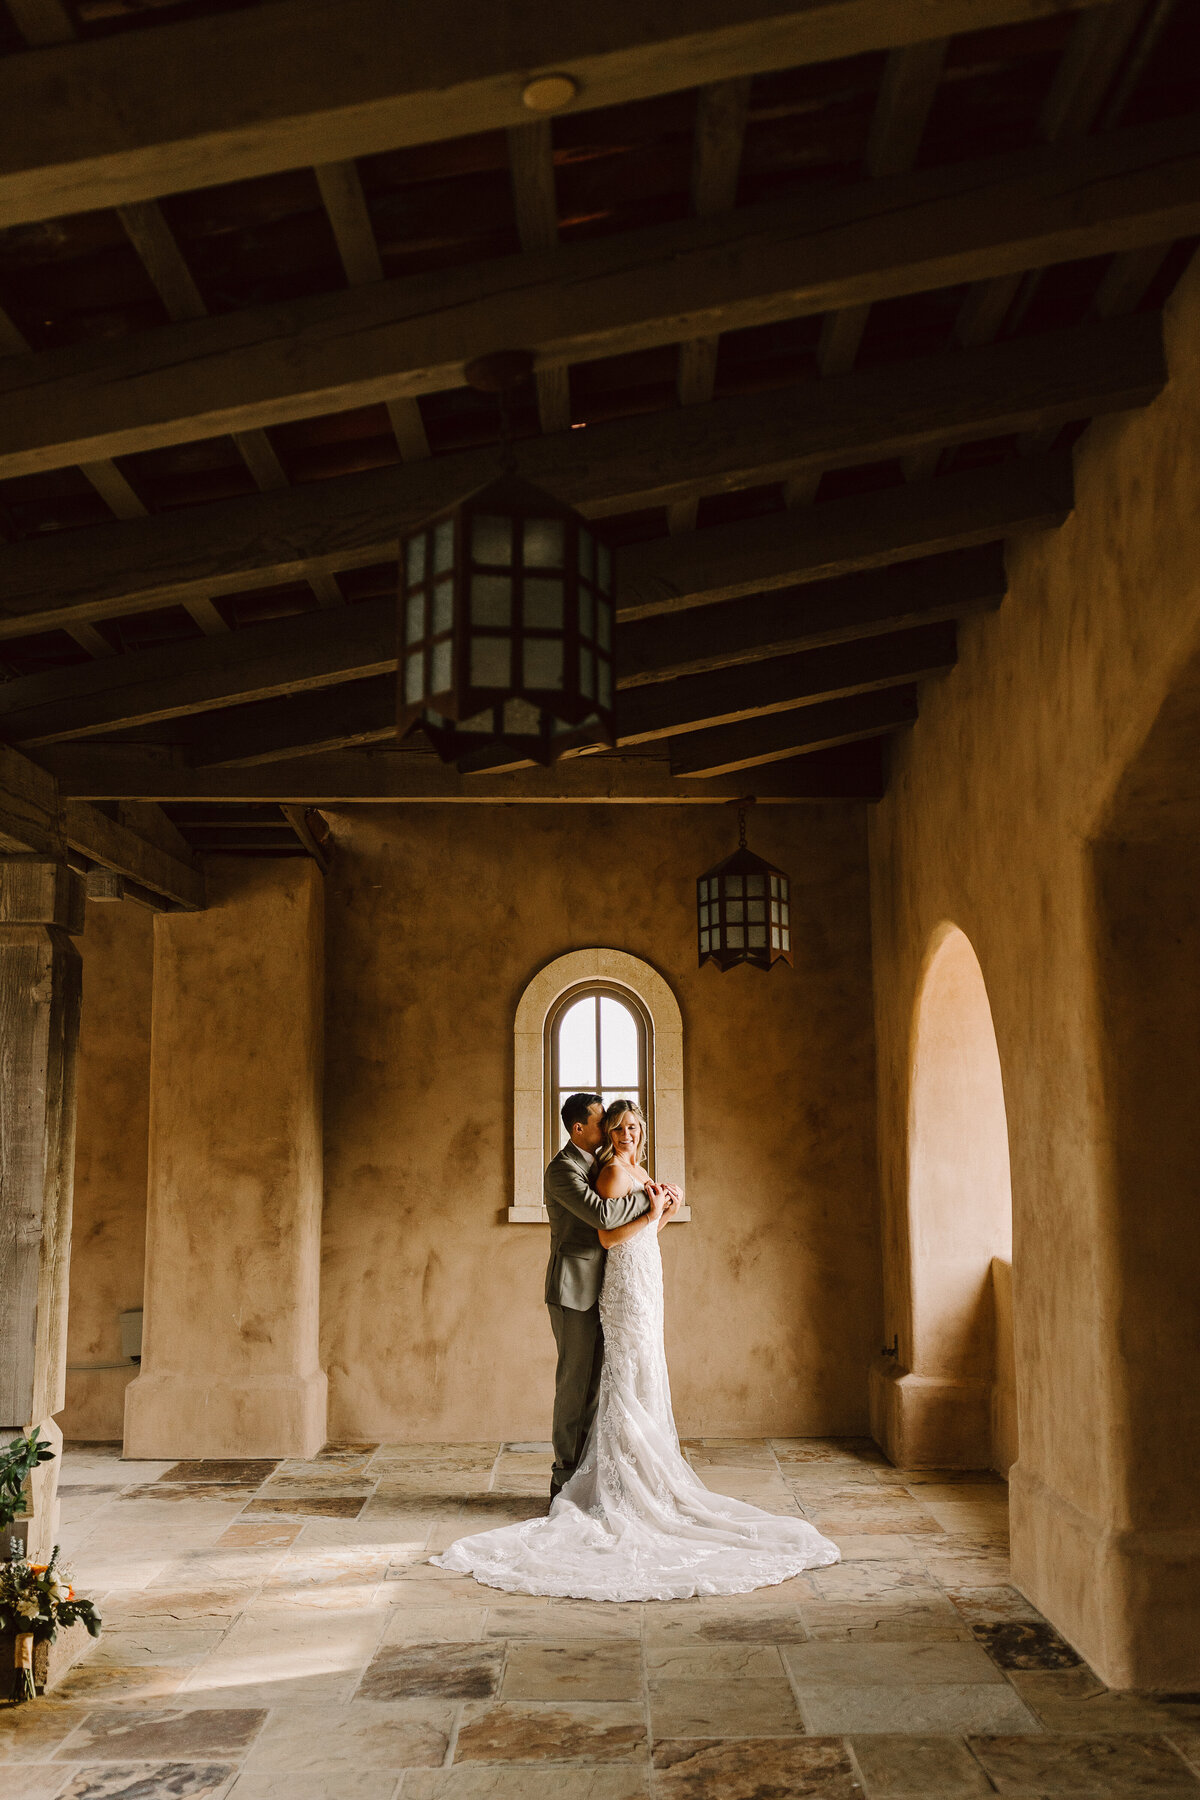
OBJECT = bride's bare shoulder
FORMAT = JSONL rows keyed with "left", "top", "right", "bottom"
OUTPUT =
{"left": 595, "top": 1161, "right": 634, "bottom": 1197}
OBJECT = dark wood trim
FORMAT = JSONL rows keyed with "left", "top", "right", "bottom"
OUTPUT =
{"left": 669, "top": 687, "right": 920, "bottom": 773}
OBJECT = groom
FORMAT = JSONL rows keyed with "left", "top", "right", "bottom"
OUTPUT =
{"left": 544, "top": 1092, "right": 654, "bottom": 1500}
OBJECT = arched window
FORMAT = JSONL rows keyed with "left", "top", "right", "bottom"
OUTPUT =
{"left": 510, "top": 948, "right": 689, "bottom": 1223}
{"left": 547, "top": 983, "right": 652, "bottom": 1159}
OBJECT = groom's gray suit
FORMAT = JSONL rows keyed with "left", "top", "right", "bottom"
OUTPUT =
{"left": 544, "top": 1142, "right": 647, "bottom": 1497}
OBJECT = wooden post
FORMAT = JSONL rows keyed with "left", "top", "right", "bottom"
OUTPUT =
{"left": 0, "top": 859, "right": 84, "bottom": 1562}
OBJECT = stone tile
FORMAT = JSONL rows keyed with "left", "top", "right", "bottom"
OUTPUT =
{"left": 55, "top": 1710, "right": 267, "bottom": 1762}
{"left": 52, "top": 1668, "right": 193, "bottom": 1705}
{"left": 404, "top": 1772, "right": 650, "bottom": 1799}
{"left": 643, "top": 1602, "right": 809, "bottom": 1646}
{"left": 501, "top": 1640, "right": 642, "bottom": 1702}
{"left": 228, "top": 1774, "right": 400, "bottom": 1800}
{"left": 651, "top": 1735, "right": 860, "bottom": 1797}
{"left": 368, "top": 1444, "right": 498, "bottom": 1468}
{"left": 175, "top": 1674, "right": 359, "bottom": 1711}
{"left": 0, "top": 1703, "right": 91, "bottom": 1763}
{"left": 85, "top": 1630, "right": 229, "bottom": 1671}
{"left": 101, "top": 1590, "right": 251, "bottom": 1630}
{"left": 833, "top": 1536, "right": 919, "bottom": 1562}
{"left": 357, "top": 1642, "right": 504, "bottom": 1701}
{"left": 147, "top": 1553, "right": 288, "bottom": 1593}
{"left": 56, "top": 1766, "right": 235, "bottom": 1800}
{"left": 812, "top": 1512, "right": 946, "bottom": 1538}
{"left": 648, "top": 1677, "right": 805, "bottom": 1737}
{"left": 263, "top": 1550, "right": 390, "bottom": 1593}
{"left": 1169, "top": 1729, "right": 1200, "bottom": 1775}
{"left": 972, "top": 1621, "right": 1083, "bottom": 1671}
{"left": 683, "top": 1440, "right": 778, "bottom": 1468}
{"left": 243, "top": 1700, "right": 451, "bottom": 1771}
{"left": 645, "top": 1644, "right": 784, "bottom": 1680}
{"left": 0, "top": 1767, "right": 71, "bottom": 1799}
{"left": 849, "top": 1732, "right": 996, "bottom": 1797}
{"left": 785, "top": 1640, "right": 1005, "bottom": 1687}
{"left": 159, "top": 1463, "right": 279, "bottom": 1486}
{"left": 920, "top": 1501, "right": 1010, "bottom": 1536}
{"left": 453, "top": 1702, "right": 647, "bottom": 1763}
{"left": 242, "top": 1499, "right": 365, "bottom": 1520}
{"left": 214, "top": 1524, "right": 302, "bottom": 1550}
{"left": 294, "top": 1521, "right": 420, "bottom": 1550}
{"left": 809, "top": 1562, "right": 932, "bottom": 1600}
{"left": 1008, "top": 1670, "right": 1184, "bottom": 1732}
{"left": 800, "top": 1598, "right": 971, "bottom": 1642}
{"left": 945, "top": 1586, "right": 1044, "bottom": 1627}
{"left": 771, "top": 1439, "right": 888, "bottom": 1466}
{"left": 379, "top": 1605, "right": 486, "bottom": 1645}
{"left": 967, "top": 1731, "right": 1200, "bottom": 1794}
{"left": 800, "top": 1683, "right": 1039, "bottom": 1734}
{"left": 894, "top": 1473, "right": 1006, "bottom": 1490}
{"left": 483, "top": 1602, "right": 640, "bottom": 1640}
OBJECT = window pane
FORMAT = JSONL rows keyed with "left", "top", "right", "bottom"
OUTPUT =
{"left": 524, "top": 517, "right": 564, "bottom": 567}
{"left": 473, "top": 514, "right": 512, "bottom": 564}
{"left": 524, "top": 576, "right": 565, "bottom": 629}
{"left": 472, "top": 573, "right": 512, "bottom": 627}
{"left": 600, "top": 995, "right": 639, "bottom": 1085}
{"left": 557, "top": 997, "right": 597, "bottom": 1086}
{"left": 433, "top": 518, "right": 455, "bottom": 572}
{"left": 524, "top": 637, "right": 564, "bottom": 690}
{"left": 471, "top": 636, "right": 510, "bottom": 687}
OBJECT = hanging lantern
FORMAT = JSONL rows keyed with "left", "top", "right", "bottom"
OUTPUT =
{"left": 396, "top": 352, "right": 616, "bottom": 772}
{"left": 697, "top": 805, "right": 793, "bottom": 972}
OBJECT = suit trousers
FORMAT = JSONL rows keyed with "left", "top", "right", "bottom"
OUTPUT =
{"left": 547, "top": 1300, "right": 604, "bottom": 1498}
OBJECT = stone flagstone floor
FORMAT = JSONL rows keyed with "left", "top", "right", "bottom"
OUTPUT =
{"left": 2, "top": 1437, "right": 1199, "bottom": 1797}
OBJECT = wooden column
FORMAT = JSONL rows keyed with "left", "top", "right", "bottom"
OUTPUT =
{"left": 0, "top": 859, "right": 84, "bottom": 1562}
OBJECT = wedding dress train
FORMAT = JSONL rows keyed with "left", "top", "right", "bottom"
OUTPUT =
{"left": 432, "top": 1216, "right": 840, "bottom": 1601}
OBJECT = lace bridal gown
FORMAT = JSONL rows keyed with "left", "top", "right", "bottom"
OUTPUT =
{"left": 432, "top": 1207, "right": 841, "bottom": 1601}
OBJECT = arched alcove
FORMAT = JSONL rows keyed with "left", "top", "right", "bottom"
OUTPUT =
{"left": 874, "top": 924, "right": 1016, "bottom": 1471}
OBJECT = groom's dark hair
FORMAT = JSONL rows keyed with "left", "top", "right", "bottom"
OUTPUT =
{"left": 561, "top": 1092, "right": 603, "bottom": 1133}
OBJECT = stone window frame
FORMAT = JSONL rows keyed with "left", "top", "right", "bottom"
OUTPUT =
{"left": 510, "top": 947, "right": 690, "bottom": 1224}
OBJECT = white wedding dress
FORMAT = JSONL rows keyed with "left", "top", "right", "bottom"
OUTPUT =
{"left": 432, "top": 1212, "right": 840, "bottom": 1601}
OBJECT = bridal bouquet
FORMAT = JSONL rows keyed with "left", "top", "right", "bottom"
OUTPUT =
{"left": 0, "top": 1544, "right": 102, "bottom": 1702}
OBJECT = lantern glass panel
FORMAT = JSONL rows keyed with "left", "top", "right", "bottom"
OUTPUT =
{"left": 781, "top": 903, "right": 790, "bottom": 925}
{"left": 747, "top": 872, "right": 765, "bottom": 897}
{"left": 473, "top": 514, "right": 512, "bottom": 564}
{"left": 727, "top": 901, "right": 744, "bottom": 923}
{"left": 430, "top": 639, "right": 453, "bottom": 693}
{"left": 524, "top": 517, "right": 564, "bottom": 567}
{"left": 771, "top": 901, "right": 779, "bottom": 922}
{"left": 596, "top": 601, "right": 612, "bottom": 651}
{"left": 471, "top": 574, "right": 512, "bottom": 627}
{"left": 727, "top": 926, "right": 744, "bottom": 948}
{"left": 597, "top": 659, "right": 612, "bottom": 707}
{"left": 579, "top": 646, "right": 594, "bottom": 698}
{"left": 578, "top": 531, "right": 595, "bottom": 579}
{"left": 405, "top": 536, "right": 426, "bottom": 586}
{"left": 524, "top": 576, "right": 565, "bottom": 628}
{"left": 404, "top": 593, "right": 424, "bottom": 644}
{"left": 711, "top": 927, "right": 721, "bottom": 948}
{"left": 524, "top": 637, "right": 564, "bottom": 689}
{"left": 431, "top": 579, "right": 454, "bottom": 634}
{"left": 459, "top": 708, "right": 492, "bottom": 733}
{"left": 579, "top": 586, "right": 594, "bottom": 639}
{"left": 782, "top": 929, "right": 791, "bottom": 951}
{"left": 404, "top": 652, "right": 424, "bottom": 703}
{"left": 597, "top": 543, "right": 612, "bottom": 592}
{"left": 770, "top": 875, "right": 780, "bottom": 897}
{"left": 725, "top": 875, "right": 743, "bottom": 897}
{"left": 471, "top": 636, "right": 510, "bottom": 686}
{"left": 748, "top": 900, "right": 765, "bottom": 923}
{"left": 749, "top": 926, "right": 767, "bottom": 948}
{"left": 433, "top": 519, "right": 455, "bottom": 572}
{"left": 504, "top": 697, "right": 542, "bottom": 734}
{"left": 772, "top": 927, "right": 781, "bottom": 949}
{"left": 700, "top": 930, "right": 710, "bottom": 952}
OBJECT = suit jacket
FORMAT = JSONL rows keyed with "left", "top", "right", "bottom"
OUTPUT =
{"left": 543, "top": 1142, "right": 648, "bottom": 1311}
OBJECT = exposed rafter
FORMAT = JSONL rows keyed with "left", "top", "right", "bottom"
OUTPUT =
{"left": 0, "top": 116, "right": 1192, "bottom": 482}
{"left": 669, "top": 688, "right": 920, "bottom": 774}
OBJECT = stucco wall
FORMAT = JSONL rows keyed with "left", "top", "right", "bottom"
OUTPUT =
{"left": 869, "top": 250, "right": 1200, "bottom": 1686}
{"left": 61, "top": 901, "right": 154, "bottom": 1442}
{"left": 320, "top": 802, "right": 879, "bottom": 1444}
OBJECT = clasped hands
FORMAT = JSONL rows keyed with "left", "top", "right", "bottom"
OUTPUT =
{"left": 646, "top": 1181, "right": 683, "bottom": 1221}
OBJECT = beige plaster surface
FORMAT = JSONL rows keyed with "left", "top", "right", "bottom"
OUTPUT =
{"left": 61, "top": 901, "right": 154, "bottom": 1442}
{"left": 869, "top": 249, "right": 1200, "bottom": 1685}
{"left": 320, "top": 803, "right": 879, "bottom": 1444}
{"left": 123, "top": 859, "right": 327, "bottom": 1459}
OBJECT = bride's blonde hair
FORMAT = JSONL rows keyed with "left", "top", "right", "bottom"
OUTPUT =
{"left": 594, "top": 1099, "right": 648, "bottom": 1168}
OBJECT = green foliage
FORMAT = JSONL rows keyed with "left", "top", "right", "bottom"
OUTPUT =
{"left": 0, "top": 1429, "right": 55, "bottom": 1530}
{"left": 0, "top": 1542, "right": 102, "bottom": 1645}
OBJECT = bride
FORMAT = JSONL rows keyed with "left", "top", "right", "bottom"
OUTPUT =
{"left": 432, "top": 1099, "right": 840, "bottom": 1601}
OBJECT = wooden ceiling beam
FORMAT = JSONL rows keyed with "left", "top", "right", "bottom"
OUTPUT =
{"left": 0, "top": 320, "right": 1155, "bottom": 642}
{"left": 616, "top": 622, "right": 956, "bottom": 745}
{"left": 0, "top": 113, "right": 1192, "bottom": 482}
{"left": 0, "top": 0, "right": 1109, "bottom": 230}
{"left": 669, "top": 687, "right": 919, "bottom": 774}
{"left": 62, "top": 800, "right": 205, "bottom": 909}
{"left": 507, "top": 121, "right": 571, "bottom": 434}
{"left": 35, "top": 743, "right": 887, "bottom": 804}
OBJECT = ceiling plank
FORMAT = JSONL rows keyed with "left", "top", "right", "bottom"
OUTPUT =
{"left": 0, "top": 114, "right": 1192, "bottom": 481}
{"left": 619, "top": 456, "right": 1069, "bottom": 618}
{"left": 176, "top": 545, "right": 1003, "bottom": 769}
{"left": 0, "top": 319, "right": 1157, "bottom": 640}
{"left": 615, "top": 622, "right": 956, "bottom": 745}
{"left": 0, "top": 0, "right": 1108, "bottom": 230}
{"left": 36, "top": 742, "right": 887, "bottom": 804}
{"left": 669, "top": 687, "right": 919, "bottom": 773}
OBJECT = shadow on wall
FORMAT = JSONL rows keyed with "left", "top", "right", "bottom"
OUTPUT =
{"left": 872, "top": 923, "right": 1017, "bottom": 1473}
